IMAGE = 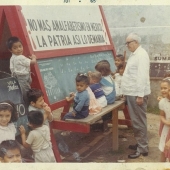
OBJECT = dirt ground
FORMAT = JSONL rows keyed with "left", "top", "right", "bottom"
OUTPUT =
{"left": 53, "top": 111, "right": 161, "bottom": 163}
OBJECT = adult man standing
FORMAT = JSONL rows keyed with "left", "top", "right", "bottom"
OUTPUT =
{"left": 121, "top": 33, "right": 151, "bottom": 159}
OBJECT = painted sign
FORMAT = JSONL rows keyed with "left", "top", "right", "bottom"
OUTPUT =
{"left": 21, "top": 6, "right": 110, "bottom": 51}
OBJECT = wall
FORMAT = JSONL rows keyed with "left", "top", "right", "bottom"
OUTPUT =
{"left": 102, "top": 5, "right": 170, "bottom": 108}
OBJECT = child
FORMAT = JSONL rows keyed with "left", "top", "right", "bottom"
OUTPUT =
{"left": 95, "top": 60, "right": 116, "bottom": 131}
{"left": 19, "top": 110, "right": 56, "bottom": 162}
{"left": 115, "top": 54, "right": 125, "bottom": 69}
{"left": 0, "top": 140, "right": 22, "bottom": 163}
{"left": 7, "top": 36, "right": 37, "bottom": 106}
{"left": 88, "top": 71, "right": 107, "bottom": 108}
{"left": 158, "top": 77, "right": 170, "bottom": 162}
{"left": 157, "top": 71, "right": 170, "bottom": 101}
{"left": 95, "top": 60, "right": 116, "bottom": 104}
{"left": 113, "top": 64, "right": 124, "bottom": 99}
{"left": 0, "top": 100, "right": 18, "bottom": 144}
{"left": 27, "top": 88, "right": 53, "bottom": 126}
{"left": 63, "top": 73, "right": 90, "bottom": 120}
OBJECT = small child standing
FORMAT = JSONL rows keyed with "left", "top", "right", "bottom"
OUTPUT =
{"left": 27, "top": 88, "right": 53, "bottom": 126}
{"left": 63, "top": 73, "right": 90, "bottom": 120}
{"left": 88, "top": 71, "right": 107, "bottom": 108}
{"left": 0, "top": 100, "right": 18, "bottom": 143}
{"left": 0, "top": 140, "right": 22, "bottom": 163}
{"left": 113, "top": 64, "right": 124, "bottom": 99}
{"left": 7, "top": 36, "right": 37, "bottom": 106}
{"left": 19, "top": 110, "right": 56, "bottom": 162}
{"left": 158, "top": 77, "right": 170, "bottom": 162}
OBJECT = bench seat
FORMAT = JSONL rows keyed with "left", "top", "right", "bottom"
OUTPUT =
{"left": 65, "top": 100, "right": 125, "bottom": 124}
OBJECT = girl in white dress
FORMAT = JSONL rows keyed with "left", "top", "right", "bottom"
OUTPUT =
{"left": 19, "top": 110, "right": 56, "bottom": 162}
{"left": 0, "top": 101, "right": 18, "bottom": 144}
{"left": 159, "top": 77, "right": 170, "bottom": 162}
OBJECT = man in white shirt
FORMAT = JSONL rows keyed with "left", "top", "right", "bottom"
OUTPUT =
{"left": 121, "top": 33, "right": 151, "bottom": 159}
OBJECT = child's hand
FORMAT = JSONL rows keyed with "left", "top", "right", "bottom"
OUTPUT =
{"left": 165, "top": 140, "right": 170, "bottom": 150}
{"left": 19, "top": 125, "right": 26, "bottom": 134}
{"left": 69, "top": 92, "right": 75, "bottom": 97}
{"left": 157, "top": 96, "right": 162, "bottom": 101}
{"left": 43, "top": 102, "right": 51, "bottom": 114}
{"left": 30, "top": 54, "right": 36, "bottom": 59}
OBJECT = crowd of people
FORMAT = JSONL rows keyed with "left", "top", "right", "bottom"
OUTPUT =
{"left": 0, "top": 32, "right": 169, "bottom": 163}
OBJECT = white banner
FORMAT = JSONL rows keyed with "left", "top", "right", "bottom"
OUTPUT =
{"left": 21, "top": 6, "right": 110, "bottom": 51}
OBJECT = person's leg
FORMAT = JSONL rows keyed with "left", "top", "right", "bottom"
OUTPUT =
{"left": 160, "top": 152, "right": 166, "bottom": 162}
{"left": 63, "top": 112, "right": 75, "bottom": 120}
{"left": 126, "top": 95, "right": 148, "bottom": 153}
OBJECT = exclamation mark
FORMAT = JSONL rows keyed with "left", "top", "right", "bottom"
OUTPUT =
{"left": 101, "top": 19, "right": 104, "bottom": 32}
{"left": 105, "top": 32, "right": 107, "bottom": 44}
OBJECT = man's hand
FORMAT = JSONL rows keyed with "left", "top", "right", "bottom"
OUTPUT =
{"left": 136, "top": 97, "right": 143, "bottom": 105}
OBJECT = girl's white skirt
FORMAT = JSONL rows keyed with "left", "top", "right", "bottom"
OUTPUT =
{"left": 34, "top": 146, "right": 56, "bottom": 162}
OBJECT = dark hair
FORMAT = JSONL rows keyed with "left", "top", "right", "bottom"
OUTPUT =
{"left": 27, "top": 88, "right": 44, "bottom": 104}
{"left": 116, "top": 54, "right": 124, "bottom": 61}
{"left": 164, "top": 71, "right": 170, "bottom": 78}
{"left": 6, "top": 36, "right": 22, "bottom": 50}
{"left": 95, "top": 60, "right": 111, "bottom": 76}
{"left": 0, "top": 140, "right": 21, "bottom": 158}
{"left": 27, "top": 110, "right": 44, "bottom": 126}
{"left": 0, "top": 100, "right": 18, "bottom": 122}
{"left": 76, "top": 73, "right": 90, "bottom": 85}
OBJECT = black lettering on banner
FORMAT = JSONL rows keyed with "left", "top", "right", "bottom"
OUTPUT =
{"left": 27, "top": 19, "right": 38, "bottom": 31}
{"left": 87, "top": 35, "right": 105, "bottom": 44}
{"left": 36, "top": 36, "right": 47, "bottom": 47}
{"left": 90, "top": 23, "right": 102, "bottom": 31}
{"left": 81, "top": 35, "right": 88, "bottom": 44}
{"left": 37, "top": 20, "right": 51, "bottom": 31}
{"left": 73, "top": 35, "right": 81, "bottom": 45}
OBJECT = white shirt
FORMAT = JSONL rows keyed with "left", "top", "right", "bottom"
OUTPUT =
{"left": 26, "top": 125, "right": 51, "bottom": 152}
{"left": 121, "top": 46, "right": 151, "bottom": 97}
{"left": 10, "top": 54, "right": 31, "bottom": 75}
{"left": 114, "top": 73, "right": 122, "bottom": 96}
{"left": 102, "top": 75, "right": 114, "bottom": 95}
{"left": 0, "top": 123, "right": 16, "bottom": 143}
{"left": 158, "top": 98, "right": 170, "bottom": 152}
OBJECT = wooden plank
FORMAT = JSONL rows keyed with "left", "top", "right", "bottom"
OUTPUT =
{"left": 65, "top": 100, "right": 125, "bottom": 124}
{"left": 112, "top": 108, "right": 118, "bottom": 151}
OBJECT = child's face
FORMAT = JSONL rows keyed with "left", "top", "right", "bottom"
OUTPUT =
{"left": 0, "top": 148, "right": 22, "bottom": 163}
{"left": 9, "top": 41, "right": 23, "bottom": 56}
{"left": 0, "top": 110, "right": 11, "bottom": 126}
{"left": 89, "top": 77, "right": 96, "bottom": 84}
{"left": 31, "top": 96, "right": 45, "bottom": 109}
{"left": 76, "top": 81, "right": 88, "bottom": 92}
{"left": 115, "top": 57, "right": 123, "bottom": 67}
{"left": 160, "top": 82, "right": 170, "bottom": 98}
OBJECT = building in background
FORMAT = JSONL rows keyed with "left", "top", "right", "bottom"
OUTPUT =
{"left": 103, "top": 5, "right": 170, "bottom": 107}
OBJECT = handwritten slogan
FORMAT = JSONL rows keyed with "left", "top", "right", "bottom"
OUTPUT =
{"left": 21, "top": 6, "right": 110, "bottom": 51}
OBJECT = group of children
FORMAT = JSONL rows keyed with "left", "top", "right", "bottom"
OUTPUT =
{"left": 0, "top": 37, "right": 56, "bottom": 163}
{"left": 0, "top": 36, "right": 127, "bottom": 163}
{"left": 1, "top": 36, "right": 170, "bottom": 163}
{"left": 0, "top": 89, "right": 56, "bottom": 163}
